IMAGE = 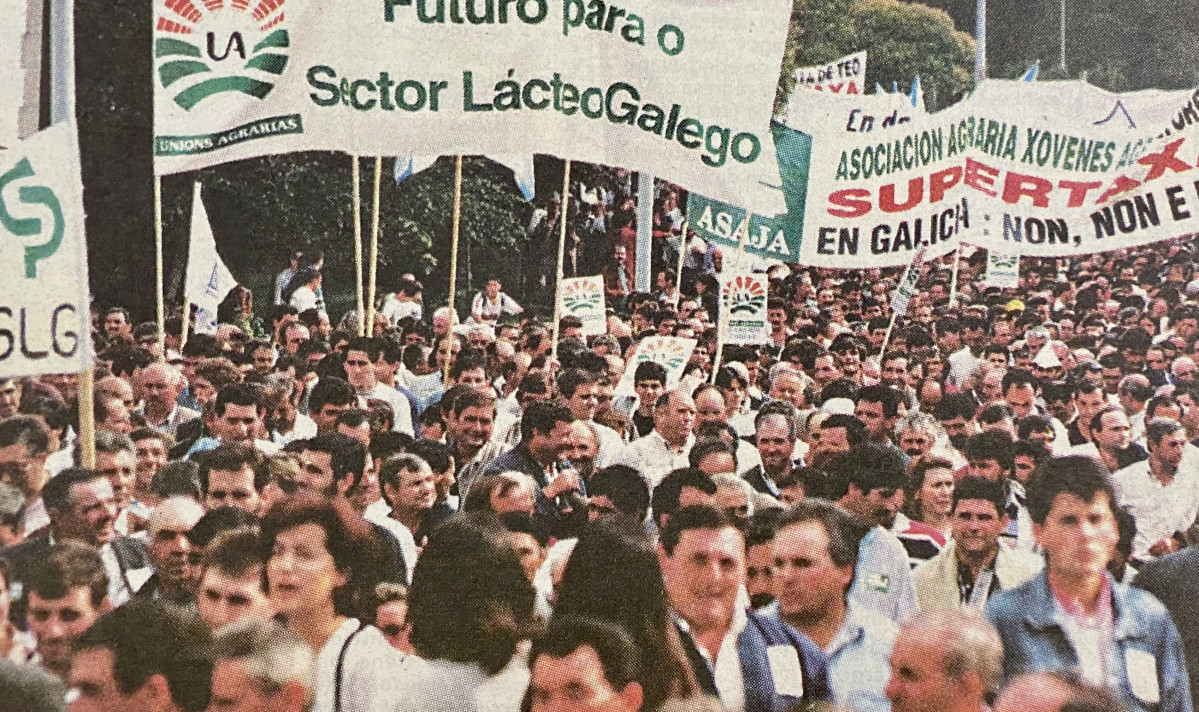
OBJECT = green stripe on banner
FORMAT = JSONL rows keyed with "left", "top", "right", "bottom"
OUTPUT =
{"left": 252, "top": 29, "right": 290, "bottom": 53}
{"left": 686, "top": 123, "right": 811, "bottom": 263}
{"left": 155, "top": 114, "right": 304, "bottom": 156}
{"left": 174, "top": 76, "right": 275, "bottom": 110}
{"left": 245, "top": 53, "right": 289, "bottom": 75}
{"left": 155, "top": 37, "right": 201, "bottom": 58}
{"left": 158, "top": 60, "right": 210, "bottom": 87}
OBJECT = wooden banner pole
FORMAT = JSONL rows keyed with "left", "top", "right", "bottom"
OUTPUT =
{"left": 352, "top": 156, "right": 366, "bottom": 336}
{"left": 154, "top": 176, "right": 165, "bottom": 355}
{"left": 366, "top": 156, "right": 382, "bottom": 336}
{"left": 551, "top": 159, "right": 572, "bottom": 362}
{"left": 443, "top": 156, "right": 464, "bottom": 385}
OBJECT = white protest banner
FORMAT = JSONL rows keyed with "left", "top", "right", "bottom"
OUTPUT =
{"left": 971, "top": 81, "right": 1199, "bottom": 136}
{"left": 152, "top": 0, "right": 790, "bottom": 214}
{"left": 0, "top": 122, "right": 90, "bottom": 377}
{"left": 889, "top": 246, "right": 925, "bottom": 317}
{"left": 794, "top": 51, "right": 867, "bottom": 96}
{"left": 984, "top": 250, "right": 1019, "bottom": 289}
{"left": 185, "top": 183, "right": 239, "bottom": 334}
{"left": 719, "top": 273, "right": 769, "bottom": 345}
{"left": 788, "top": 80, "right": 1199, "bottom": 268}
{"left": 559, "top": 275, "right": 606, "bottom": 336}
{"left": 1, "top": 0, "right": 38, "bottom": 147}
{"left": 614, "top": 336, "right": 696, "bottom": 396}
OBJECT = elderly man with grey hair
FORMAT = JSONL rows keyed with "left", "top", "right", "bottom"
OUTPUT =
{"left": 262, "top": 372, "right": 317, "bottom": 446}
{"left": 210, "top": 617, "right": 316, "bottom": 712}
{"left": 133, "top": 362, "right": 199, "bottom": 439}
{"left": 885, "top": 609, "right": 1004, "bottom": 712}
{"left": 134, "top": 496, "right": 205, "bottom": 606}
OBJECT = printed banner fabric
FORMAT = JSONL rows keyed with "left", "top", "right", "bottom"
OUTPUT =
{"left": 794, "top": 50, "right": 868, "bottom": 96}
{"left": 788, "top": 81, "right": 1199, "bottom": 267}
{"left": 984, "top": 249, "right": 1020, "bottom": 289}
{"left": 559, "top": 275, "right": 605, "bottom": 336}
{"left": 152, "top": 0, "right": 790, "bottom": 214}
{"left": 0, "top": 122, "right": 91, "bottom": 377}
{"left": 614, "top": 336, "right": 695, "bottom": 395}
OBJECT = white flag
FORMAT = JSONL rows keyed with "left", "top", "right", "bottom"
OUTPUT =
{"left": 394, "top": 153, "right": 437, "bottom": 184}
{"left": 489, "top": 154, "right": 536, "bottom": 201}
{"left": 395, "top": 153, "right": 535, "bottom": 201}
{"left": 185, "top": 182, "right": 237, "bottom": 334}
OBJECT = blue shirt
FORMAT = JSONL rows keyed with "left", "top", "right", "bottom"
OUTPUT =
{"left": 987, "top": 570, "right": 1192, "bottom": 712}
{"left": 850, "top": 526, "right": 920, "bottom": 623}
{"left": 762, "top": 601, "right": 895, "bottom": 712}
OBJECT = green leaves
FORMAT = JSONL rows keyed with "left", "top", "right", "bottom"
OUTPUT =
{"left": 775, "top": 0, "right": 975, "bottom": 114}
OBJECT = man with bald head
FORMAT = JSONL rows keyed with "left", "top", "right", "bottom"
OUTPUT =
{"left": 994, "top": 673, "right": 1125, "bottom": 712}
{"left": 134, "top": 363, "right": 199, "bottom": 439}
{"left": 135, "top": 496, "right": 205, "bottom": 606}
{"left": 885, "top": 610, "right": 1004, "bottom": 712}
{"left": 614, "top": 388, "right": 696, "bottom": 487}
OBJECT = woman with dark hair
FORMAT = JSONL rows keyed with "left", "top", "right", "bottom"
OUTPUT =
{"left": 398, "top": 512, "right": 538, "bottom": 712}
{"left": 284, "top": 267, "right": 322, "bottom": 312}
{"left": 261, "top": 492, "right": 409, "bottom": 712}
{"left": 551, "top": 516, "right": 701, "bottom": 711}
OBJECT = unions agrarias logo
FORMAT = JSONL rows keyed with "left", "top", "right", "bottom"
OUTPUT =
{"left": 155, "top": 0, "right": 290, "bottom": 110}
{"left": 722, "top": 276, "right": 766, "bottom": 316}
{"left": 562, "top": 279, "right": 602, "bottom": 315}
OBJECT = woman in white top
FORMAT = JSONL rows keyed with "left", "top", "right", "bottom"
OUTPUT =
{"left": 395, "top": 513, "right": 538, "bottom": 712}
{"left": 263, "top": 492, "right": 411, "bottom": 712}
{"left": 471, "top": 279, "right": 523, "bottom": 325}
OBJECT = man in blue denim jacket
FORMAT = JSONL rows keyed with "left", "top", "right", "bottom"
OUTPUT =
{"left": 986, "top": 455, "right": 1192, "bottom": 712}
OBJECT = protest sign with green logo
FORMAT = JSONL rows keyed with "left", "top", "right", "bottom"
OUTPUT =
{"left": 559, "top": 275, "right": 605, "bottom": 336}
{"left": 984, "top": 250, "right": 1020, "bottom": 289}
{"left": 152, "top": 0, "right": 791, "bottom": 214}
{"left": 0, "top": 122, "right": 90, "bottom": 377}
{"left": 614, "top": 335, "right": 695, "bottom": 395}
{"left": 719, "top": 273, "right": 769, "bottom": 345}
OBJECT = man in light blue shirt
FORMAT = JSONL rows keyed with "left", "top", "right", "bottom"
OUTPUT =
{"left": 768, "top": 498, "right": 897, "bottom": 712}
{"left": 818, "top": 443, "right": 920, "bottom": 623}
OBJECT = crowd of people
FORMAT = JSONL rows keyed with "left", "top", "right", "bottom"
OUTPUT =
{"left": 3, "top": 178, "right": 1199, "bottom": 712}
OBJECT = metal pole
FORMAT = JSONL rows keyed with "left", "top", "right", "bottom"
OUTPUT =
{"left": 51, "top": 0, "right": 92, "bottom": 466}
{"left": 974, "top": 0, "right": 987, "bottom": 83}
{"left": 635, "top": 173, "right": 653, "bottom": 292}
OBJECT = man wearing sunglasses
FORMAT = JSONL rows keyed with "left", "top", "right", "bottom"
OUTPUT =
{"left": 913, "top": 477, "right": 1042, "bottom": 612}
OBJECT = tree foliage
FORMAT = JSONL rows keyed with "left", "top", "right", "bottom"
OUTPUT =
{"left": 159, "top": 153, "right": 533, "bottom": 319}
{"left": 776, "top": 0, "right": 976, "bottom": 113}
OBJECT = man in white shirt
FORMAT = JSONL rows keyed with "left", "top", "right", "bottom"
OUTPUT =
{"left": 558, "top": 369, "right": 623, "bottom": 468}
{"left": 661, "top": 504, "right": 832, "bottom": 712}
{"left": 381, "top": 278, "right": 424, "bottom": 325}
{"left": 343, "top": 337, "right": 414, "bottom": 436}
{"left": 1113, "top": 418, "right": 1199, "bottom": 562}
{"left": 612, "top": 388, "right": 696, "bottom": 488}
{"left": 274, "top": 251, "right": 301, "bottom": 304}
